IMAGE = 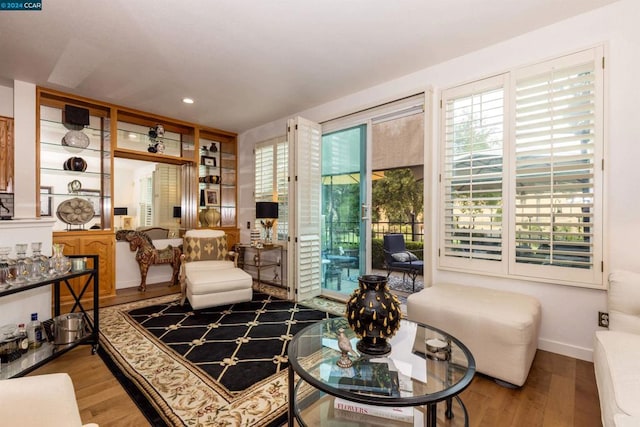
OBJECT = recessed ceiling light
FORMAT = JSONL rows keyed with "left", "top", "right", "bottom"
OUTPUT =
{"left": 182, "top": 98, "right": 194, "bottom": 104}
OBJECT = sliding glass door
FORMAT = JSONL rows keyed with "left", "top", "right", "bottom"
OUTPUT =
{"left": 321, "top": 125, "right": 366, "bottom": 297}
{"left": 319, "top": 93, "right": 427, "bottom": 298}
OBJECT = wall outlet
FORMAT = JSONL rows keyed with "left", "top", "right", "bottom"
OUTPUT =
{"left": 598, "top": 311, "right": 609, "bottom": 328}
{"left": 247, "top": 221, "right": 251, "bottom": 229}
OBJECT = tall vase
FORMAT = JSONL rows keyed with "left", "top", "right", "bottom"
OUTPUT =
{"left": 50, "top": 243, "right": 72, "bottom": 275}
{"left": 345, "top": 274, "right": 402, "bottom": 355}
{"left": 14, "top": 243, "right": 31, "bottom": 284}
{"left": 199, "top": 207, "right": 221, "bottom": 228}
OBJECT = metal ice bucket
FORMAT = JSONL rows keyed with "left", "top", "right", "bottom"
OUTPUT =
{"left": 52, "top": 313, "right": 85, "bottom": 345}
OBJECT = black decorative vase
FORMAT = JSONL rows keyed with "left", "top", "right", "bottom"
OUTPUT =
{"left": 63, "top": 156, "right": 87, "bottom": 172}
{"left": 346, "top": 274, "right": 402, "bottom": 355}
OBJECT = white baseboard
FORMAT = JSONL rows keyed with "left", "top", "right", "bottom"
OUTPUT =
{"left": 538, "top": 338, "right": 593, "bottom": 362}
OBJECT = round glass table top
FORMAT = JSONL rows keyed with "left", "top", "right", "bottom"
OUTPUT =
{"left": 288, "top": 317, "right": 476, "bottom": 407}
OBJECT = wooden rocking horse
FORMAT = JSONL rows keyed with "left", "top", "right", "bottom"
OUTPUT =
{"left": 116, "top": 230, "right": 182, "bottom": 292}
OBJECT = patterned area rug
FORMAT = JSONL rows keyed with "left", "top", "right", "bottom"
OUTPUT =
{"left": 98, "top": 292, "right": 335, "bottom": 426}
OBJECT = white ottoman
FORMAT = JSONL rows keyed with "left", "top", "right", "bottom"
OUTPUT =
{"left": 185, "top": 262, "right": 253, "bottom": 310}
{"left": 407, "top": 283, "right": 541, "bottom": 387}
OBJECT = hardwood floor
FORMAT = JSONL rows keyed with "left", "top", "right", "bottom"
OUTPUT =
{"left": 31, "top": 283, "right": 603, "bottom": 427}
{"left": 31, "top": 282, "right": 179, "bottom": 427}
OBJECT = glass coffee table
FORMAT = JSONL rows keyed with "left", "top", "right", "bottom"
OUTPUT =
{"left": 288, "top": 317, "right": 475, "bottom": 426}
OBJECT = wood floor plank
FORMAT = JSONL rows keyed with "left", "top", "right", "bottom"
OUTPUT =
{"left": 543, "top": 373, "right": 575, "bottom": 426}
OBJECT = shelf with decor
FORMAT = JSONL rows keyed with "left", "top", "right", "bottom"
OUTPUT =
{"left": 0, "top": 255, "right": 99, "bottom": 379}
{"left": 115, "top": 110, "right": 196, "bottom": 164}
{"left": 37, "top": 88, "right": 116, "bottom": 301}
{"left": 196, "top": 129, "right": 238, "bottom": 248}
{"left": 38, "top": 95, "right": 112, "bottom": 232}
{"left": 114, "top": 112, "right": 196, "bottom": 236}
{"left": 198, "top": 131, "right": 237, "bottom": 232}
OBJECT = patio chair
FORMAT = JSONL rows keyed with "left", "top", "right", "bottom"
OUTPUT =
{"left": 382, "top": 233, "right": 423, "bottom": 292}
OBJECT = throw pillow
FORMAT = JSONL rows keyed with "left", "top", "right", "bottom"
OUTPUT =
{"left": 183, "top": 235, "right": 228, "bottom": 262}
{"left": 391, "top": 251, "right": 419, "bottom": 262}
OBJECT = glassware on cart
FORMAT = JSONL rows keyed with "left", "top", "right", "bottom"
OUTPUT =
{"left": 14, "top": 243, "right": 31, "bottom": 285}
{"left": 50, "top": 243, "right": 72, "bottom": 275}
{"left": 29, "top": 242, "right": 50, "bottom": 281}
{"left": 0, "top": 247, "right": 16, "bottom": 289}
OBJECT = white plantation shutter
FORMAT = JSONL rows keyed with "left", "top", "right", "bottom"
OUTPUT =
{"left": 153, "top": 164, "right": 181, "bottom": 226}
{"left": 510, "top": 48, "right": 603, "bottom": 285}
{"left": 439, "top": 47, "right": 603, "bottom": 287}
{"left": 254, "top": 143, "right": 274, "bottom": 202}
{"left": 139, "top": 176, "right": 153, "bottom": 227}
{"left": 276, "top": 140, "right": 289, "bottom": 240}
{"left": 254, "top": 136, "right": 288, "bottom": 240}
{"left": 440, "top": 74, "right": 507, "bottom": 272}
{"left": 288, "top": 117, "right": 322, "bottom": 301}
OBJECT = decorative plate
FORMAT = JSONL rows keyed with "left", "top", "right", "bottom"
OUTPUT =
{"left": 62, "top": 130, "right": 90, "bottom": 149}
{"left": 56, "top": 197, "right": 95, "bottom": 225}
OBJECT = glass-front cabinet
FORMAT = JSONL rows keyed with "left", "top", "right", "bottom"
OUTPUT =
{"left": 38, "top": 92, "right": 112, "bottom": 231}
{"left": 37, "top": 89, "right": 116, "bottom": 302}
{"left": 115, "top": 110, "right": 196, "bottom": 163}
{"left": 198, "top": 129, "right": 237, "bottom": 229}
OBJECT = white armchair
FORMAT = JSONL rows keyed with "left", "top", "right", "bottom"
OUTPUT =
{"left": 594, "top": 270, "right": 640, "bottom": 427}
{"left": 179, "top": 229, "right": 253, "bottom": 310}
{"left": 0, "top": 373, "right": 98, "bottom": 426}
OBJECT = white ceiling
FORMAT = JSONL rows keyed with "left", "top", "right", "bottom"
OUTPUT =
{"left": 0, "top": 0, "right": 618, "bottom": 133}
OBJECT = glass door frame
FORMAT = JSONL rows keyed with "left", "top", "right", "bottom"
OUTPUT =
{"left": 320, "top": 124, "right": 371, "bottom": 300}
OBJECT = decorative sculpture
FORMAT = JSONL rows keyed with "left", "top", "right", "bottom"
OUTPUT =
{"left": 336, "top": 328, "right": 358, "bottom": 368}
{"left": 117, "top": 230, "right": 182, "bottom": 292}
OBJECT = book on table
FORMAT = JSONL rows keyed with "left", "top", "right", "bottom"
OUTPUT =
{"left": 333, "top": 397, "right": 414, "bottom": 423}
{"left": 328, "top": 359, "right": 401, "bottom": 397}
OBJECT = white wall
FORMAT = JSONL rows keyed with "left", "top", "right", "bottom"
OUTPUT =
{"left": 13, "top": 81, "right": 37, "bottom": 218}
{"left": 0, "top": 82, "right": 54, "bottom": 326}
{"left": 238, "top": 0, "right": 640, "bottom": 361}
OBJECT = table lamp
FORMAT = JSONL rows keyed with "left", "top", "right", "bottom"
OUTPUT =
{"left": 256, "top": 202, "right": 278, "bottom": 245}
{"left": 114, "top": 207, "right": 128, "bottom": 230}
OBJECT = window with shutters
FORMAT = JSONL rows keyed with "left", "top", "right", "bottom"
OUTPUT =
{"left": 139, "top": 175, "right": 153, "bottom": 227}
{"left": 153, "top": 164, "right": 182, "bottom": 227}
{"left": 439, "top": 47, "right": 604, "bottom": 288}
{"left": 255, "top": 136, "right": 288, "bottom": 241}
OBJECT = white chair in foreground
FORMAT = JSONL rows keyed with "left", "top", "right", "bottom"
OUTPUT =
{"left": 593, "top": 270, "right": 640, "bottom": 427}
{"left": 0, "top": 373, "right": 99, "bottom": 426}
{"left": 180, "top": 229, "right": 253, "bottom": 310}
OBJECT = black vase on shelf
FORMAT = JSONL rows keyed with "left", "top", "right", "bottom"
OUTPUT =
{"left": 63, "top": 157, "right": 87, "bottom": 172}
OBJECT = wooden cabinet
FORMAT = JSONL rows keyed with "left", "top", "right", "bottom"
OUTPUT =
{"left": 225, "top": 228, "right": 240, "bottom": 249}
{"left": 0, "top": 116, "right": 14, "bottom": 192}
{"left": 53, "top": 231, "right": 115, "bottom": 303}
